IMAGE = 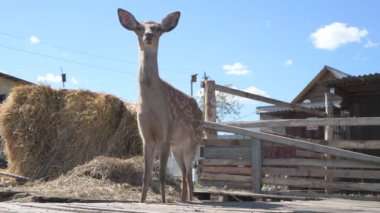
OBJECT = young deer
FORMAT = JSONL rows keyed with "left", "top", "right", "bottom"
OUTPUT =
{"left": 117, "top": 9, "right": 203, "bottom": 203}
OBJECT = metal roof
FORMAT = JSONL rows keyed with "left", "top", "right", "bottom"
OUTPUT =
{"left": 325, "top": 73, "right": 380, "bottom": 86}
{"left": 323, "top": 73, "right": 380, "bottom": 97}
{"left": 257, "top": 100, "right": 341, "bottom": 114}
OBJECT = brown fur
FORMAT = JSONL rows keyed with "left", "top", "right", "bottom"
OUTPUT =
{"left": 118, "top": 9, "right": 202, "bottom": 203}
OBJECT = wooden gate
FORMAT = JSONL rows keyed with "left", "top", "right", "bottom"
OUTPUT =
{"left": 198, "top": 81, "right": 380, "bottom": 194}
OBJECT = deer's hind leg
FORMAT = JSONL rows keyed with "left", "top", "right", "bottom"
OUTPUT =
{"left": 172, "top": 138, "right": 196, "bottom": 202}
{"left": 172, "top": 148, "right": 188, "bottom": 201}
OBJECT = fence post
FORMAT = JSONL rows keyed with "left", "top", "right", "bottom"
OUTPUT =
{"left": 203, "top": 80, "right": 217, "bottom": 139}
{"left": 251, "top": 138, "right": 262, "bottom": 193}
{"left": 324, "top": 92, "right": 334, "bottom": 193}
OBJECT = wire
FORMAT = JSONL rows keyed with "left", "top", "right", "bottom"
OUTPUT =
{"left": 0, "top": 31, "right": 136, "bottom": 65}
{"left": 231, "top": 111, "right": 257, "bottom": 121}
{"left": 0, "top": 31, "right": 200, "bottom": 87}
{"left": 0, "top": 43, "right": 135, "bottom": 75}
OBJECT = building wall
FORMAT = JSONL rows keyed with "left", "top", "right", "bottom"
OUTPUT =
{"left": 0, "top": 77, "right": 28, "bottom": 98}
{"left": 301, "top": 72, "right": 337, "bottom": 103}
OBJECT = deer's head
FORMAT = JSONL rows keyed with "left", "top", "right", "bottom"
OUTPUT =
{"left": 118, "top": 9, "right": 180, "bottom": 51}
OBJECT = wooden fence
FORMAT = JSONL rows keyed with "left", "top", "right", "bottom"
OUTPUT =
{"left": 198, "top": 81, "right": 380, "bottom": 194}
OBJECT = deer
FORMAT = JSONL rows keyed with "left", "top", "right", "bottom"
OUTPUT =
{"left": 117, "top": 9, "right": 203, "bottom": 203}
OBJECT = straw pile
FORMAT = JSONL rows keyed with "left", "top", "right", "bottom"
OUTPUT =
{"left": 0, "top": 85, "right": 142, "bottom": 180}
{"left": 11, "top": 156, "right": 181, "bottom": 202}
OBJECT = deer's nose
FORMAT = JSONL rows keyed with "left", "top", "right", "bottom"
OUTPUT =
{"left": 144, "top": 33, "right": 154, "bottom": 41}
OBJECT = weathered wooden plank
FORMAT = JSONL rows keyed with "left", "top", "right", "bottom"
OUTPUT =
{"left": 204, "top": 80, "right": 217, "bottom": 139}
{"left": 324, "top": 92, "right": 333, "bottom": 193}
{"left": 263, "top": 158, "right": 380, "bottom": 168}
{"left": 198, "top": 180, "right": 252, "bottom": 190}
{"left": 201, "top": 146, "right": 251, "bottom": 159}
{"left": 200, "top": 172, "right": 251, "bottom": 182}
{"left": 201, "top": 138, "right": 251, "bottom": 147}
{"left": 263, "top": 167, "right": 380, "bottom": 179}
{"left": 296, "top": 149, "right": 325, "bottom": 159}
{"left": 214, "top": 84, "right": 326, "bottom": 117}
{"left": 200, "top": 159, "right": 251, "bottom": 166}
{"left": 202, "top": 121, "right": 380, "bottom": 164}
{"left": 224, "top": 117, "right": 380, "bottom": 128}
{"left": 328, "top": 140, "right": 380, "bottom": 149}
{"left": 263, "top": 177, "right": 380, "bottom": 192}
{"left": 251, "top": 138, "right": 262, "bottom": 193}
{"left": 201, "top": 166, "right": 251, "bottom": 175}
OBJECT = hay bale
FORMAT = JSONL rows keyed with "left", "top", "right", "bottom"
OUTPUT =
{"left": 0, "top": 85, "right": 141, "bottom": 180}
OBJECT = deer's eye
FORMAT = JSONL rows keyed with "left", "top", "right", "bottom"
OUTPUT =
{"left": 136, "top": 24, "right": 144, "bottom": 31}
{"left": 151, "top": 26, "right": 161, "bottom": 32}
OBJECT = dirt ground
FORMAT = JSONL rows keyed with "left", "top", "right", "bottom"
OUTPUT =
{"left": 1, "top": 156, "right": 379, "bottom": 212}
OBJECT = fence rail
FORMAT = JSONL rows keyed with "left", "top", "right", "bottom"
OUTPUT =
{"left": 199, "top": 81, "right": 380, "bottom": 195}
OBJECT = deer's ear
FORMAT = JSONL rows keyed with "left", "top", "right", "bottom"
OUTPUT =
{"left": 161, "top": 11, "right": 180, "bottom": 33}
{"left": 118, "top": 8, "right": 140, "bottom": 31}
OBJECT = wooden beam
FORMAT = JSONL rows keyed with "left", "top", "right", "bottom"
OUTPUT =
{"left": 224, "top": 117, "right": 380, "bottom": 128}
{"left": 324, "top": 92, "right": 333, "bottom": 193}
{"left": 198, "top": 180, "right": 252, "bottom": 190}
{"left": 263, "top": 177, "right": 380, "bottom": 192}
{"left": 201, "top": 166, "right": 251, "bottom": 175}
{"left": 263, "top": 158, "right": 380, "bottom": 169}
{"left": 201, "top": 138, "right": 251, "bottom": 147}
{"left": 200, "top": 159, "right": 251, "bottom": 166}
{"left": 201, "top": 146, "right": 251, "bottom": 159}
{"left": 263, "top": 167, "right": 380, "bottom": 179}
{"left": 251, "top": 138, "right": 262, "bottom": 193}
{"left": 200, "top": 172, "right": 252, "bottom": 182}
{"left": 202, "top": 121, "right": 380, "bottom": 164}
{"left": 329, "top": 140, "right": 380, "bottom": 149}
{"left": 214, "top": 84, "right": 326, "bottom": 117}
{"left": 204, "top": 80, "right": 217, "bottom": 139}
{"left": 308, "top": 139, "right": 380, "bottom": 150}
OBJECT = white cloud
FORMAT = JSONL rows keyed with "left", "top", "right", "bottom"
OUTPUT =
{"left": 71, "top": 78, "right": 79, "bottom": 85}
{"left": 229, "top": 86, "right": 269, "bottom": 103}
{"left": 364, "top": 40, "right": 379, "bottom": 48}
{"left": 285, "top": 59, "right": 293, "bottom": 66}
{"left": 223, "top": 62, "right": 251, "bottom": 76}
{"left": 310, "top": 22, "right": 368, "bottom": 50}
{"left": 37, "top": 73, "right": 61, "bottom": 84}
{"left": 244, "top": 86, "right": 268, "bottom": 97}
{"left": 29, "top": 35, "right": 40, "bottom": 44}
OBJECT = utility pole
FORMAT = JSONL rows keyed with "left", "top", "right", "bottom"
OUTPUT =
{"left": 202, "top": 72, "right": 209, "bottom": 81}
{"left": 190, "top": 74, "right": 198, "bottom": 96}
{"left": 61, "top": 67, "right": 66, "bottom": 89}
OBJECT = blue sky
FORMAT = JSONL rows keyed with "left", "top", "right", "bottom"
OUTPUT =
{"left": 1, "top": 1, "right": 380, "bottom": 121}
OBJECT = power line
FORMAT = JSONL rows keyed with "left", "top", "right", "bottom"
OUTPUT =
{"left": 231, "top": 111, "right": 257, "bottom": 121}
{"left": 0, "top": 31, "right": 201, "bottom": 87}
{"left": 0, "top": 31, "right": 196, "bottom": 77}
{"left": 0, "top": 31, "right": 136, "bottom": 65}
{"left": 0, "top": 43, "right": 135, "bottom": 75}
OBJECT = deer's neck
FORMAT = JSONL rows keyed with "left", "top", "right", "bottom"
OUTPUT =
{"left": 138, "top": 49, "right": 160, "bottom": 87}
